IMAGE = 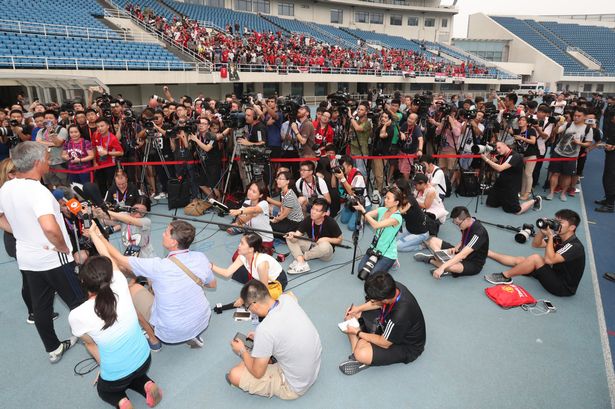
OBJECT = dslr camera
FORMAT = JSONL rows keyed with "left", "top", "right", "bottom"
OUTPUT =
{"left": 536, "top": 218, "right": 561, "bottom": 232}
{"left": 358, "top": 247, "right": 382, "bottom": 281}
{"left": 471, "top": 143, "right": 495, "bottom": 154}
{"left": 515, "top": 223, "right": 535, "bottom": 244}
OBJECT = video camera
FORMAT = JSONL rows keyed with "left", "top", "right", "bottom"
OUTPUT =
{"left": 277, "top": 95, "right": 304, "bottom": 121}
{"left": 96, "top": 93, "right": 113, "bottom": 121}
{"left": 327, "top": 90, "right": 357, "bottom": 115}
{"left": 502, "top": 112, "right": 518, "bottom": 122}
{"left": 168, "top": 118, "right": 197, "bottom": 137}
{"left": 413, "top": 92, "right": 433, "bottom": 118}
{"left": 240, "top": 146, "right": 271, "bottom": 164}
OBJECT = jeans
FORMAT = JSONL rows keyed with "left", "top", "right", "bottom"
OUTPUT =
{"left": 357, "top": 254, "right": 396, "bottom": 277}
{"left": 397, "top": 230, "right": 430, "bottom": 252}
{"left": 340, "top": 204, "right": 371, "bottom": 231}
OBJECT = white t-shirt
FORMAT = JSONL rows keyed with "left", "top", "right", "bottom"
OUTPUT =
{"left": 556, "top": 122, "right": 592, "bottom": 158}
{"left": 243, "top": 200, "right": 273, "bottom": 242}
{"left": 251, "top": 294, "right": 322, "bottom": 395}
{"left": 551, "top": 100, "right": 567, "bottom": 115}
{"left": 295, "top": 176, "right": 329, "bottom": 199}
{"left": 69, "top": 270, "right": 149, "bottom": 381}
{"left": 536, "top": 121, "right": 554, "bottom": 156}
{"left": 238, "top": 252, "right": 282, "bottom": 282}
{"left": 428, "top": 166, "right": 447, "bottom": 197}
{"left": 416, "top": 185, "right": 448, "bottom": 223}
{"left": 0, "top": 178, "right": 73, "bottom": 270}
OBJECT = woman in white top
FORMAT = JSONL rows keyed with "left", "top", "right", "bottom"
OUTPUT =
{"left": 211, "top": 233, "right": 287, "bottom": 290}
{"left": 413, "top": 173, "right": 448, "bottom": 224}
{"left": 68, "top": 254, "right": 162, "bottom": 409}
{"left": 228, "top": 181, "right": 274, "bottom": 254}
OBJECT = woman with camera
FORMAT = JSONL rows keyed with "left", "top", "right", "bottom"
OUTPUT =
{"left": 511, "top": 116, "right": 538, "bottom": 200}
{"left": 61, "top": 124, "right": 95, "bottom": 185}
{"left": 353, "top": 186, "right": 405, "bottom": 277}
{"left": 269, "top": 171, "right": 304, "bottom": 234}
{"left": 96, "top": 195, "right": 155, "bottom": 258}
{"left": 69, "top": 253, "right": 163, "bottom": 409}
{"left": 228, "top": 181, "right": 274, "bottom": 255}
{"left": 211, "top": 233, "right": 288, "bottom": 306}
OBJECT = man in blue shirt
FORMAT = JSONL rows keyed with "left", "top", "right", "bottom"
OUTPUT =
{"left": 91, "top": 219, "right": 217, "bottom": 350}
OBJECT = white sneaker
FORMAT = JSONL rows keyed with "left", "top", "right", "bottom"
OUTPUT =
{"left": 288, "top": 261, "right": 310, "bottom": 275}
{"left": 288, "top": 260, "right": 298, "bottom": 270}
{"left": 153, "top": 192, "right": 167, "bottom": 200}
{"left": 49, "top": 336, "right": 78, "bottom": 364}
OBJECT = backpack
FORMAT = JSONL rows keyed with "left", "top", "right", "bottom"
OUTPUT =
{"left": 435, "top": 167, "right": 452, "bottom": 198}
{"left": 456, "top": 171, "right": 480, "bottom": 197}
{"left": 299, "top": 175, "right": 324, "bottom": 197}
{"left": 485, "top": 284, "right": 536, "bottom": 309}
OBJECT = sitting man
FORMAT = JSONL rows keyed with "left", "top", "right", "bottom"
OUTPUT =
{"left": 284, "top": 198, "right": 343, "bottom": 275}
{"left": 420, "top": 154, "right": 447, "bottom": 200}
{"left": 89, "top": 220, "right": 216, "bottom": 350}
{"left": 482, "top": 141, "right": 542, "bottom": 215}
{"left": 485, "top": 209, "right": 585, "bottom": 297}
{"left": 414, "top": 206, "right": 489, "bottom": 279}
{"left": 339, "top": 272, "right": 425, "bottom": 375}
{"left": 295, "top": 160, "right": 331, "bottom": 212}
{"left": 227, "top": 280, "right": 322, "bottom": 400}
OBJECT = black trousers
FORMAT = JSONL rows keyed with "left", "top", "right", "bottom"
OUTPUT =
{"left": 97, "top": 355, "right": 152, "bottom": 408}
{"left": 270, "top": 218, "right": 300, "bottom": 235}
{"left": 22, "top": 260, "right": 84, "bottom": 352}
{"left": 603, "top": 151, "right": 615, "bottom": 204}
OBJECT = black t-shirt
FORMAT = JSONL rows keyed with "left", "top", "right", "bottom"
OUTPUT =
{"left": 553, "top": 235, "right": 586, "bottom": 294}
{"left": 79, "top": 125, "right": 97, "bottom": 141}
{"left": 373, "top": 124, "right": 394, "bottom": 155}
{"left": 403, "top": 195, "right": 429, "bottom": 235}
{"left": 378, "top": 282, "right": 426, "bottom": 357}
{"left": 398, "top": 122, "right": 423, "bottom": 153}
{"left": 514, "top": 127, "right": 539, "bottom": 157}
{"left": 196, "top": 131, "right": 222, "bottom": 162}
{"left": 105, "top": 183, "right": 140, "bottom": 205}
{"left": 298, "top": 216, "right": 342, "bottom": 240}
{"left": 461, "top": 219, "right": 489, "bottom": 266}
{"left": 247, "top": 121, "right": 268, "bottom": 145}
{"left": 494, "top": 150, "right": 523, "bottom": 193}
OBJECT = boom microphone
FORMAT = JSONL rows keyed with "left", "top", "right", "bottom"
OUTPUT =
{"left": 74, "top": 183, "right": 110, "bottom": 216}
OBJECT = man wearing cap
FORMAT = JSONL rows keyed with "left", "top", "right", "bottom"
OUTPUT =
{"left": 290, "top": 105, "right": 316, "bottom": 159}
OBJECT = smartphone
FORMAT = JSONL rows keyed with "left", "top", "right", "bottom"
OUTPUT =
{"left": 585, "top": 119, "right": 596, "bottom": 125}
{"left": 234, "top": 332, "right": 254, "bottom": 351}
{"left": 543, "top": 300, "right": 556, "bottom": 311}
{"left": 233, "top": 310, "right": 251, "bottom": 321}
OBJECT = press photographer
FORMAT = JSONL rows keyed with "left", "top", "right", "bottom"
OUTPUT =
{"left": 531, "top": 105, "right": 556, "bottom": 189}
{"left": 595, "top": 113, "right": 615, "bottom": 213}
{"left": 485, "top": 209, "right": 586, "bottom": 297}
{"left": 511, "top": 116, "right": 539, "bottom": 200}
{"left": 348, "top": 102, "right": 373, "bottom": 178}
{"left": 338, "top": 272, "right": 425, "bottom": 376}
{"left": 35, "top": 110, "right": 68, "bottom": 188}
{"left": 419, "top": 154, "right": 449, "bottom": 200}
{"left": 333, "top": 155, "right": 371, "bottom": 231}
{"left": 398, "top": 113, "right": 424, "bottom": 179}
{"left": 0, "top": 109, "right": 33, "bottom": 149}
{"left": 482, "top": 141, "right": 542, "bottom": 215}
{"left": 189, "top": 117, "right": 224, "bottom": 200}
{"left": 354, "top": 186, "right": 404, "bottom": 280}
{"left": 290, "top": 105, "right": 316, "bottom": 158}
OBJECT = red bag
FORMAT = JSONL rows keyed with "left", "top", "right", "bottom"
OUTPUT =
{"left": 485, "top": 284, "right": 536, "bottom": 309}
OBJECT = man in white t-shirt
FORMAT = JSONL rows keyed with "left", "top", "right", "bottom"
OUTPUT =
{"left": 227, "top": 280, "right": 322, "bottom": 400}
{"left": 0, "top": 142, "right": 84, "bottom": 363}
{"left": 295, "top": 160, "right": 331, "bottom": 211}
{"left": 420, "top": 155, "right": 447, "bottom": 199}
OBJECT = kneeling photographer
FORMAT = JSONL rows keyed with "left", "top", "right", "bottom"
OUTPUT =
{"left": 333, "top": 155, "right": 371, "bottom": 231}
{"left": 354, "top": 186, "right": 404, "bottom": 280}
{"left": 338, "top": 272, "right": 426, "bottom": 376}
{"left": 485, "top": 209, "right": 586, "bottom": 297}
{"left": 482, "top": 141, "right": 542, "bottom": 215}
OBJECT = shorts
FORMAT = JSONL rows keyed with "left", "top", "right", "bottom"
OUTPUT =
{"left": 360, "top": 310, "right": 420, "bottom": 366}
{"left": 486, "top": 186, "right": 521, "bottom": 214}
{"left": 531, "top": 265, "right": 575, "bottom": 297}
{"left": 548, "top": 152, "right": 577, "bottom": 176}
{"left": 398, "top": 156, "right": 414, "bottom": 175}
{"left": 239, "top": 363, "right": 300, "bottom": 400}
{"left": 440, "top": 241, "right": 484, "bottom": 276}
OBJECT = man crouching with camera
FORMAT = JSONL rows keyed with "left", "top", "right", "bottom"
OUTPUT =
{"left": 338, "top": 272, "right": 425, "bottom": 375}
{"left": 485, "top": 209, "right": 585, "bottom": 296}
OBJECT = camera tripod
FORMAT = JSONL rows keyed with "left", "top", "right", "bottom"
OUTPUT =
{"left": 138, "top": 131, "right": 172, "bottom": 197}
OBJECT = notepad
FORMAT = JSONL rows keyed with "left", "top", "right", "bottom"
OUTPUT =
{"left": 338, "top": 317, "right": 360, "bottom": 332}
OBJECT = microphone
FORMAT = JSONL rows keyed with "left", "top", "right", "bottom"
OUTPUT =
{"left": 208, "top": 198, "right": 229, "bottom": 215}
{"left": 65, "top": 198, "right": 92, "bottom": 228}
{"left": 74, "top": 183, "right": 110, "bottom": 217}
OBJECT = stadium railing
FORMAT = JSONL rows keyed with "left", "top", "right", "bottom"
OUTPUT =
{"left": 0, "top": 55, "right": 210, "bottom": 71}
{"left": 0, "top": 19, "right": 157, "bottom": 43}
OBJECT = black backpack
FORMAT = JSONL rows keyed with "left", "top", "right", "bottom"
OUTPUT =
{"left": 435, "top": 168, "right": 452, "bottom": 198}
{"left": 456, "top": 172, "right": 480, "bottom": 197}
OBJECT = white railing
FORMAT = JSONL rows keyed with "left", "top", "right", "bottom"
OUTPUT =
{"left": 0, "top": 55, "right": 210, "bottom": 72}
{"left": 216, "top": 63, "right": 510, "bottom": 79}
{"left": 0, "top": 19, "right": 158, "bottom": 43}
{"left": 103, "top": 6, "right": 213, "bottom": 71}
{"left": 566, "top": 46, "right": 603, "bottom": 68}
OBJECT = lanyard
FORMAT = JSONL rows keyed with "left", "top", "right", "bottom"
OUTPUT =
{"left": 116, "top": 188, "right": 127, "bottom": 204}
{"left": 379, "top": 290, "right": 401, "bottom": 325}
{"left": 268, "top": 300, "right": 279, "bottom": 314}
{"left": 498, "top": 150, "right": 511, "bottom": 165}
{"left": 126, "top": 224, "right": 133, "bottom": 244}
{"left": 168, "top": 249, "right": 190, "bottom": 258}
{"left": 311, "top": 221, "right": 323, "bottom": 241}
{"left": 461, "top": 219, "right": 475, "bottom": 247}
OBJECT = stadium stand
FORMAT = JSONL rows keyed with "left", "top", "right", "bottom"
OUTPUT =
{"left": 0, "top": 0, "right": 109, "bottom": 31}
{"left": 111, "top": 0, "right": 178, "bottom": 21}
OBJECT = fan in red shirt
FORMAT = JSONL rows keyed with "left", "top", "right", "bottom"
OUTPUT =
{"left": 313, "top": 111, "right": 334, "bottom": 156}
{"left": 92, "top": 117, "right": 124, "bottom": 191}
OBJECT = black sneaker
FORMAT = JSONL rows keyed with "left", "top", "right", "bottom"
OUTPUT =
{"left": 414, "top": 252, "right": 434, "bottom": 264}
{"left": 48, "top": 336, "right": 78, "bottom": 364}
{"left": 339, "top": 359, "right": 369, "bottom": 376}
{"left": 484, "top": 273, "right": 513, "bottom": 285}
{"left": 27, "top": 312, "right": 59, "bottom": 324}
{"left": 595, "top": 205, "right": 614, "bottom": 213}
{"left": 533, "top": 196, "right": 543, "bottom": 211}
{"left": 595, "top": 199, "right": 608, "bottom": 206}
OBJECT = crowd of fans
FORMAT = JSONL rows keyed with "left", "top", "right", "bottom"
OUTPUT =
{"left": 0, "top": 84, "right": 612, "bottom": 407}
{"left": 127, "top": 4, "right": 490, "bottom": 76}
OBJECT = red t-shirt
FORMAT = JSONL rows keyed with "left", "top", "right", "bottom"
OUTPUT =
{"left": 91, "top": 132, "right": 123, "bottom": 166}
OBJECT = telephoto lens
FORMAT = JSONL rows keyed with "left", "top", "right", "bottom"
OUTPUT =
{"left": 514, "top": 223, "right": 535, "bottom": 244}
{"left": 536, "top": 218, "right": 561, "bottom": 232}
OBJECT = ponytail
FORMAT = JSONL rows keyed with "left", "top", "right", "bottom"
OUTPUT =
{"left": 80, "top": 256, "right": 118, "bottom": 330}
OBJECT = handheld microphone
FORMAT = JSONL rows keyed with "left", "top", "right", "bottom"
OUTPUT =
{"left": 74, "top": 183, "right": 111, "bottom": 217}
{"left": 208, "top": 198, "right": 229, "bottom": 215}
{"left": 65, "top": 198, "right": 92, "bottom": 228}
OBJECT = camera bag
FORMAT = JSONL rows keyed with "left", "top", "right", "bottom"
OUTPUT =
{"left": 485, "top": 284, "right": 536, "bottom": 309}
{"left": 456, "top": 171, "right": 480, "bottom": 197}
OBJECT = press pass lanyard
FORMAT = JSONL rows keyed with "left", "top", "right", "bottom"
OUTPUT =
{"left": 498, "top": 150, "right": 511, "bottom": 165}
{"left": 379, "top": 290, "right": 401, "bottom": 325}
{"left": 461, "top": 220, "right": 475, "bottom": 247}
{"left": 311, "top": 221, "right": 323, "bottom": 241}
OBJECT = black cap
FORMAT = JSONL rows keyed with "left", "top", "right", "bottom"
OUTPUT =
{"left": 413, "top": 173, "right": 429, "bottom": 184}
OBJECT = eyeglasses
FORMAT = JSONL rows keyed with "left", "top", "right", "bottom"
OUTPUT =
{"left": 300, "top": 168, "right": 312, "bottom": 172}
{"left": 453, "top": 217, "right": 467, "bottom": 226}
{"left": 243, "top": 301, "right": 256, "bottom": 310}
